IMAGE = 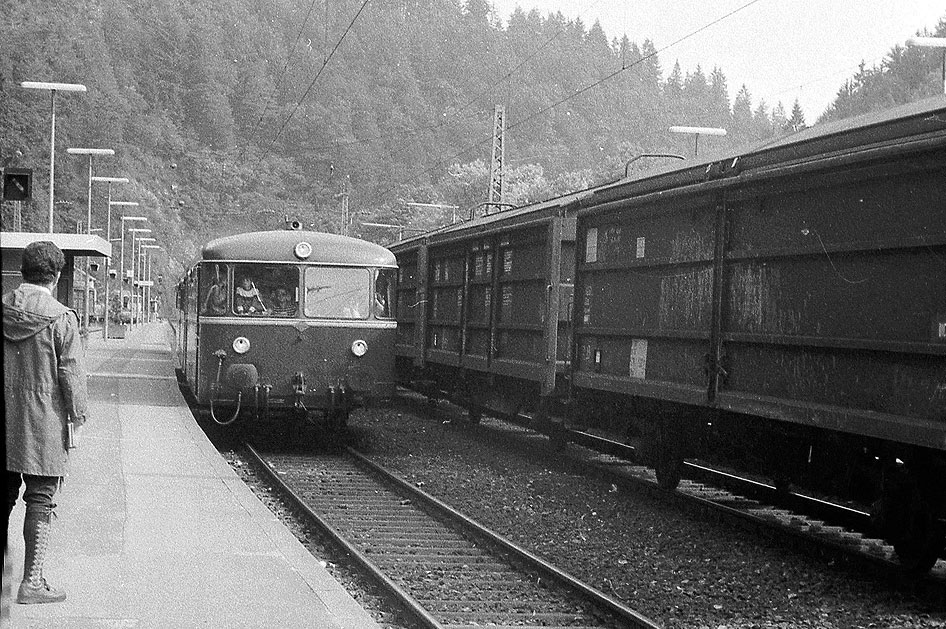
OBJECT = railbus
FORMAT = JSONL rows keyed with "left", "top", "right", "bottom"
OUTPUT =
{"left": 173, "top": 226, "right": 397, "bottom": 435}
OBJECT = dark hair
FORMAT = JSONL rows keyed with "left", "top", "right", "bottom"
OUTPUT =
{"left": 21, "top": 241, "right": 65, "bottom": 284}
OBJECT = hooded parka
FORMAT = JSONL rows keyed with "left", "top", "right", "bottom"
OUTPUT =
{"left": 3, "top": 283, "right": 88, "bottom": 477}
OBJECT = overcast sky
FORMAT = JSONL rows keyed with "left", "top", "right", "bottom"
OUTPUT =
{"left": 489, "top": 0, "right": 945, "bottom": 120}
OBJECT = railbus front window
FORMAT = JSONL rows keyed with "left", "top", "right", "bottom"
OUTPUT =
{"left": 304, "top": 267, "right": 370, "bottom": 319}
{"left": 375, "top": 268, "right": 395, "bottom": 319}
{"left": 232, "top": 263, "right": 299, "bottom": 317}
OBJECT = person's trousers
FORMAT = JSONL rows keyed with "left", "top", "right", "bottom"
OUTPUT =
{"left": 5, "top": 472, "right": 60, "bottom": 526}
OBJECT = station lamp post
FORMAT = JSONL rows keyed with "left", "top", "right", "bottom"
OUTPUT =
{"left": 67, "top": 147, "right": 115, "bottom": 334}
{"left": 126, "top": 226, "right": 151, "bottom": 323}
{"left": 907, "top": 37, "right": 946, "bottom": 94}
{"left": 141, "top": 244, "right": 163, "bottom": 322}
{"left": 669, "top": 125, "right": 727, "bottom": 158}
{"left": 133, "top": 236, "right": 156, "bottom": 325}
{"left": 97, "top": 189, "right": 133, "bottom": 338}
{"left": 20, "top": 81, "right": 87, "bottom": 232}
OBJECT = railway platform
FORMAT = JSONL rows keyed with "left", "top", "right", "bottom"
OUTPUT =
{"left": 4, "top": 322, "right": 381, "bottom": 629}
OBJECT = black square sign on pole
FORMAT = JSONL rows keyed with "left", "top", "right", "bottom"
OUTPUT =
{"left": 2, "top": 168, "right": 33, "bottom": 201}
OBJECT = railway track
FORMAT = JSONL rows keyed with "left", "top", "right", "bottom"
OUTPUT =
{"left": 554, "top": 428, "right": 946, "bottom": 580}
{"left": 404, "top": 393, "right": 946, "bottom": 585}
{"left": 244, "top": 443, "right": 662, "bottom": 629}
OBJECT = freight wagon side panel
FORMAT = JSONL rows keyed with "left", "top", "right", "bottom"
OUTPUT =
{"left": 573, "top": 195, "right": 717, "bottom": 404}
{"left": 719, "top": 155, "right": 946, "bottom": 449}
{"left": 491, "top": 225, "right": 554, "bottom": 381}
{"left": 426, "top": 245, "right": 465, "bottom": 367}
{"left": 463, "top": 237, "right": 495, "bottom": 368}
{"left": 394, "top": 248, "right": 420, "bottom": 359}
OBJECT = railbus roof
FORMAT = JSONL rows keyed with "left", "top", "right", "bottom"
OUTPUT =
{"left": 201, "top": 230, "right": 396, "bottom": 267}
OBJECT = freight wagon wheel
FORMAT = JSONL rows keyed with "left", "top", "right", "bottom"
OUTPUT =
{"left": 651, "top": 419, "right": 685, "bottom": 491}
{"left": 893, "top": 512, "right": 944, "bottom": 574}
{"left": 329, "top": 409, "right": 350, "bottom": 432}
{"left": 873, "top": 464, "right": 944, "bottom": 574}
{"left": 466, "top": 407, "right": 482, "bottom": 425}
{"left": 655, "top": 448, "right": 684, "bottom": 492}
{"left": 772, "top": 473, "right": 793, "bottom": 500}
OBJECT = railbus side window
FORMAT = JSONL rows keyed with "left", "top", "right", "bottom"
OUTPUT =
{"left": 375, "top": 269, "right": 395, "bottom": 319}
{"left": 200, "top": 263, "right": 230, "bottom": 316}
{"left": 304, "top": 266, "right": 370, "bottom": 319}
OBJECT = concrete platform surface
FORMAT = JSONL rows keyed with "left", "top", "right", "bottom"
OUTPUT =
{"left": 5, "top": 322, "right": 381, "bottom": 629}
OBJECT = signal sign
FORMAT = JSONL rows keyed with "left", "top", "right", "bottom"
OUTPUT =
{"left": 2, "top": 168, "right": 32, "bottom": 201}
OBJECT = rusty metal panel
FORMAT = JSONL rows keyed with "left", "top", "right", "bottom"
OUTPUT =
{"left": 720, "top": 149, "right": 946, "bottom": 439}
{"left": 573, "top": 198, "right": 717, "bottom": 399}
{"left": 394, "top": 250, "right": 417, "bottom": 354}
{"left": 464, "top": 238, "right": 495, "bottom": 362}
{"left": 426, "top": 246, "right": 465, "bottom": 364}
{"left": 493, "top": 226, "right": 550, "bottom": 372}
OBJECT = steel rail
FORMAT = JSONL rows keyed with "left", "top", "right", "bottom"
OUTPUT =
{"left": 244, "top": 442, "right": 445, "bottom": 629}
{"left": 347, "top": 447, "right": 662, "bottom": 629}
{"left": 245, "top": 442, "right": 662, "bottom": 629}
{"left": 397, "top": 391, "right": 944, "bottom": 572}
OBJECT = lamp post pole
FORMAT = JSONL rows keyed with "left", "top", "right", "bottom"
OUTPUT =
{"left": 126, "top": 226, "right": 151, "bottom": 326}
{"left": 142, "top": 245, "right": 162, "bottom": 323}
{"left": 20, "top": 82, "right": 87, "bottom": 232}
{"left": 67, "top": 148, "right": 115, "bottom": 335}
{"left": 134, "top": 236, "right": 156, "bottom": 325}
{"left": 98, "top": 191, "right": 133, "bottom": 339}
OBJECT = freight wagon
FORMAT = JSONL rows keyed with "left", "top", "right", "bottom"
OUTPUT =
{"left": 392, "top": 95, "right": 946, "bottom": 572}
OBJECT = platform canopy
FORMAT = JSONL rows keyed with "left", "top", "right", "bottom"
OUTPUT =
{"left": 0, "top": 232, "right": 111, "bottom": 257}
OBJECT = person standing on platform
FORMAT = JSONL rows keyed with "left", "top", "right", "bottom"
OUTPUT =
{"left": 2, "top": 241, "right": 88, "bottom": 604}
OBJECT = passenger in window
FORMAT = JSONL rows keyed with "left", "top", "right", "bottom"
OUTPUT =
{"left": 234, "top": 276, "right": 267, "bottom": 315}
{"left": 202, "top": 277, "right": 228, "bottom": 315}
{"left": 269, "top": 287, "right": 296, "bottom": 317}
{"left": 374, "top": 270, "right": 393, "bottom": 318}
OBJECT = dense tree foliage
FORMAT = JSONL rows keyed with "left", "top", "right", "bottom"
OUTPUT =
{"left": 1, "top": 1, "right": 943, "bottom": 266}
{"left": 820, "top": 18, "right": 946, "bottom": 123}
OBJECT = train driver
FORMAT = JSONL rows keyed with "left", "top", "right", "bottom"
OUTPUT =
{"left": 234, "top": 276, "right": 267, "bottom": 315}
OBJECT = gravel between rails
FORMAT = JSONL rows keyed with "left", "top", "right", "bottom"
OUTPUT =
{"left": 346, "top": 403, "right": 946, "bottom": 629}
{"left": 221, "top": 446, "right": 414, "bottom": 629}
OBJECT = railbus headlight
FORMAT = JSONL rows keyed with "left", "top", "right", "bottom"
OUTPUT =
{"left": 294, "top": 241, "right": 312, "bottom": 260}
{"left": 351, "top": 339, "right": 368, "bottom": 357}
{"left": 232, "top": 336, "right": 251, "bottom": 354}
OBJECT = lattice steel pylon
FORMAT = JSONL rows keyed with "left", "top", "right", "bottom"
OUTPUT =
{"left": 486, "top": 105, "right": 505, "bottom": 215}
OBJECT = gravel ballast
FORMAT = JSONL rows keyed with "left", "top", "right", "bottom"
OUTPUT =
{"left": 345, "top": 402, "right": 945, "bottom": 629}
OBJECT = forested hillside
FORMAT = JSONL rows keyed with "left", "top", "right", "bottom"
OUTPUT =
{"left": 1, "top": 0, "right": 944, "bottom": 269}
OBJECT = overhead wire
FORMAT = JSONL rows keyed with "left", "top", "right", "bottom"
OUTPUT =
{"left": 296, "top": 4, "right": 587, "bottom": 154}
{"left": 261, "top": 0, "right": 372, "bottom": 157}
{"left": 374, "top": 0, "right": 765, "bottom": 201}
{"left": 243, "top": 0, "right": 322, "bottom": 154}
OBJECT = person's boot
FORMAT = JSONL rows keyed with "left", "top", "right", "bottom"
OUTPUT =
{"left": 16, "top": 509, "right": 66, "bottom": 604}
